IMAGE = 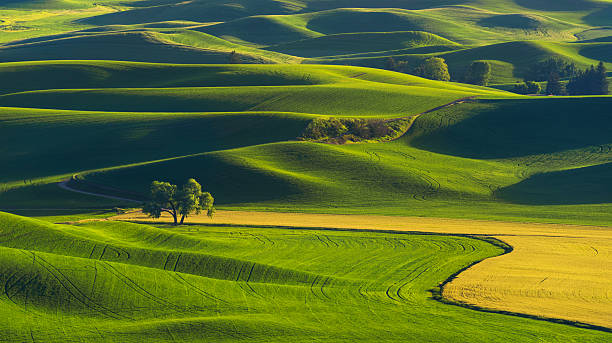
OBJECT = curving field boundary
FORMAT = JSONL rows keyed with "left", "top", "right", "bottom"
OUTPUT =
{"left": 112, "top": 210, "right": 612, "bottom": 330}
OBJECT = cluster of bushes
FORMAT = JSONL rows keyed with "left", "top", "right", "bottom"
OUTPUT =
{"left": 462, "top": 61, "right": 491, "bottom": 86}
{"left": 512, "top": 80, "right": 542, "bottom": 94}
{"left": 301, "top": 117, "right": 410, "bottom": 143}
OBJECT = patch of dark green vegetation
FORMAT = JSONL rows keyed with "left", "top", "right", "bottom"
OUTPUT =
{"left": 300, "top": 117, "right": 414, "bottom": 143}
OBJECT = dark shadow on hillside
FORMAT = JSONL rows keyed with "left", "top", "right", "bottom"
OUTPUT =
{"left": 496, "top": 163, "right": 612, "bottom": 205}
{"left": 304, "top": 0, "right": 465, "bottom": 11}
{"left": 583, "top": 5, "right": 612, "bottom": 26}
{"left": 79, "top": 0, "right": 295, "bottom": 25}
{"left": 514, "top": 0, "right": 598, "bottom": 11}
{"left": 477, "top": 14, "right": 542, "bottom": 30}
{"left": 306, "top": 11, "right": 421, "bottom": 34}
{"left": 579, "top": 44, "right": 612, "bottom": 63}
{"left": 0, "top": 113, "right": 309, "bottom": 184}
{"left": 408, "top": 98, "right": 612, "bottom": 159}
{"left": 81, "top": 153, "right": 307, "bottom": 205}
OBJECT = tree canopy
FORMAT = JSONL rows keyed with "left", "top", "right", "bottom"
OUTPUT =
{"left": 546, "top": 72, "right": 566, "bottom": 96}
{"left": 567, "top": 62, "right": 609, "bottom": 95}
{"left": 413, "top": 57, "right": 451, "bottom": 81}
{"left": 526, "top": 58, "right": 576, "bottom": 82}
{"left": 142, "top": 179, "right": 215, "bottom": 225}
{"left": 464, "top": 61, "right": 491, "bottom": 86}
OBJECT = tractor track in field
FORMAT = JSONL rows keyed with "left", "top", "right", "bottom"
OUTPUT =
{"left": 169, "top": 272, "right": 229, "bottom": 304}
{"left": 98, "top": 261, "right": 187, "bottom": 312}
{"left": 49, "top": 97, "right": 482, "bottom": 213}
{"left": 382, "top": 96, "right": 479, "bottom": 143}
{"left": 21, "top": 251, "right": 131, "bottom": 320}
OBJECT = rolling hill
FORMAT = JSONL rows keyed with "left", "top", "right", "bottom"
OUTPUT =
{"left": 0, "top": 0, "right": 610, "bottom": 84}
{"left": 0, "top": 212, "right": 610, "bottom": 341}
{"left": 0, "top": 0, "right": 612, "bottom": 343}
{"left": 0, "top": 61, "right": 609, "bottom": 226}
{"left": 0, "top": 1, "right": 612, "bottom": 342}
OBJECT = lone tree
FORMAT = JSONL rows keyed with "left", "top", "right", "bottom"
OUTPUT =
{"left": 413, "top": 57, "right": 451, "bottom": 81}
{"left": 142, "top": 179, "right": 214, "bottom": 225}
{"left": 464, "top": 61, "right": 491, "bottom": 86}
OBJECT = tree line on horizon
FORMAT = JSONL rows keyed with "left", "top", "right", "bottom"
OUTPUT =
{"left": 384, "top": 55, "right": 608, "bottom": 96}
{"left": 517, "top": 58, "right": 609, "bottom": 96}
{"left": 386, "top": 56, "right": 493, "bottom": 86}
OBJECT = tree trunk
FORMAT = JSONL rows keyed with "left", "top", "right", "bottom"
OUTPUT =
{"left": 171, "top": 211, "right": 178, "bottom": 225}
{"left": 179, "top": 214, "right": 186, "bottom": 225}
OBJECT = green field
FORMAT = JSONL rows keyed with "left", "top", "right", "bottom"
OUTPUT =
{"left": 0, "top": 61, "right": 610, "bottom": 225}
{"left": 1, "top": 0, "right": 612, "bottom": 341}
{"left": 1, "top": 212, "right": 610, "bottom": 342}
{"left": 0, "top": 0, "right": 611, "bottom": 84}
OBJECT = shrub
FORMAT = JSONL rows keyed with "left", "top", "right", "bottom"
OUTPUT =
{"left": 302, "top": 118, "right": 393, "bottom": 142}
{"left": 413, "top": 57, "right": 451, "bottom": 81}
{"left": 464, "top": 61, "right": 491, "bottom": 86}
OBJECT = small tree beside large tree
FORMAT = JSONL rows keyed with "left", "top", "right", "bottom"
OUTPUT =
{"left": 142, "top": 179, "right": 214, "bottom": 225}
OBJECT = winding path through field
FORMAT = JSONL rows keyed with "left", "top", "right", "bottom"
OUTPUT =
{"left": 113, "top": 210, "right": 612, "bottom": 329}
{"left": 58, "top": 178, "right": 140, "bottom": 203}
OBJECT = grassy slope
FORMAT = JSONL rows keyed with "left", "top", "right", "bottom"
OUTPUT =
{"left": 0, "top": 62, "right": 508, "bottom": 114}
{"left": 71, "top": 95, "right": 612, "bottom": 225}
{"left": 0, "top": 212, "right": 610, "bottom": 342}
{"left": 0, "top": 0, "right": 609, "bottom": 84}
{"left": 313, "top": 40, "right": 612, "bottom": 83}
{"left": 0, "top": 63, "right": 610, "bottom": 225}
{"left": 0, "top": 61, "right": 510, "bottom": 206}
{"left": 0, "top": 31, "right": 300, "bottom": 64}
{"left": 267, "top": 31, "right": 460, "bottom": 58}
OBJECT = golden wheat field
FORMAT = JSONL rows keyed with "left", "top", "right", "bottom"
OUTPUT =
{"left": 114, "top": 210, "right": 612, "bottom": 328}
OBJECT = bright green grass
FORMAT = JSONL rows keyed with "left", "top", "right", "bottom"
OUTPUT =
{"left": 0, "top": 61, "right": 332, "bottom": 94}
{"left": 0, "top": 31, "right": 258, "bottom": 64}
{"left": 0, "top": 62, "right": 510, "bottom": 114}
{"left": 0, "top": 84, "right": 484, "bottom": 113}
{"left": 196, "top": 15, "right": 323, "bottom": 46}
{"left": 0, "top": 212, "right": 610, "bottom": 342}
{"left": 0, "top": 107, "right": 314, "bottom": 184}
{"left": 313, "top": 40, "right": 612, "bottom": 83}
{"left": 0, "top": 61, "right": 608, "bottom": 226}
{"left": 0, "top": 62, "right": 511, "bottom": 211}
{"left": 153, "top": 30, "right": 301, "bottom": 63}
{"left": 67, "top": 96, "right": 612, "bottom": 226}
{"left": 0, "top": 62, "right": 609, "bottom": 225}
{"left": 0, "top": 0, "right": 608, "bottom": 84}
{"left": 266, "top": 31, "right": 460, "bottom": 58}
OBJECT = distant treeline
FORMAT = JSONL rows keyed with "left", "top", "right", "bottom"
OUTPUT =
{"left": 385, "top": 57, "right": 491, "bottom": 86}
{"left": 514, "top": 58, "right": 608, "bottom": 95}
{"left": 383, "top": 56, "right": 609, "bottom": 96}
